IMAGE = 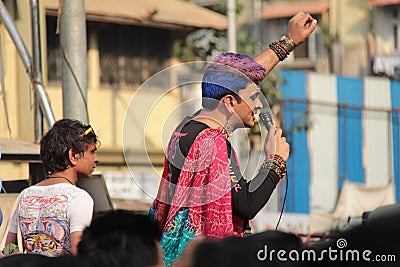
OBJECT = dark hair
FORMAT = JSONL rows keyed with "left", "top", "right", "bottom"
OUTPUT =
{"left": 193, "top": 230, "right": 301, "bottom": 267}
{"left": 201, "top": 52, "right": 266, "bottom": 110}
{"left": 0, "top": 254, "right": 92, "bottom": 267}
{"left": 40, "top": 118, "right": 98, "bottom": 174}
{"left": 78, "top": 209, "right": 162, "bottom": 267}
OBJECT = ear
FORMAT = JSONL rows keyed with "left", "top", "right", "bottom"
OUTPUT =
{"left": 221, "top": 95, "right": 235, "bottom": 110}
{"left": 68, "top": 149, "right": 79, "bottom": 165}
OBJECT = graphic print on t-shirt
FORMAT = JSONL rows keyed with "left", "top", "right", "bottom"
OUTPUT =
{"left": 19, "top": 193, "right": 71, "bottom": 256}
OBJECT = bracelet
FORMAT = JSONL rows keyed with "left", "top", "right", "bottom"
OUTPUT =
{"left": 280, "top": 35, "right": 296, "bottom": 51}
{"left": 269, "top": 41, "right": 288, "bottom": 61}
{"left": 269, "top": 35, "right": 296, "bottom": 61}
{"left": 259, "top": 154, "right": 287, "bottom": 179}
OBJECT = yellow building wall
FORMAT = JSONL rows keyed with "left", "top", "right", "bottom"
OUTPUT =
{"left": 0, "top": 1, "right": 183, "bottom": 181}
{"left": 1, "top": 84, "right": 181, "bottom": 180}
{"left": 331, "top": 0, "right": 370, "bottom": 77}
{"left": 44, "top": 86, "right": 180, "bottom": 175}
{"left": 0, "top": 27, "right": 19, "bottom": 139}
{"left": 45, "top": 86, "right": 180, "bottom": 149}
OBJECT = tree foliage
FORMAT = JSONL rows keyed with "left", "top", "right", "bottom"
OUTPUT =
{"left": 174, "top": 1, "right": 294, "bottom": 121}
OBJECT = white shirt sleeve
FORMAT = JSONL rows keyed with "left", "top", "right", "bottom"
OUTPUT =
{"left": 8, "top": 190, "right": 25, "bottom": 234}
{"left": 69, "top": 189, "right": 94, "bottom": 233}
{"left": 8, "top": 209, "right": 18, "bottom": 233}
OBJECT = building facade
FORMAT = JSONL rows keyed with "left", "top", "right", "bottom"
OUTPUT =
{"left": 0, "top": 0, "right": 226, "bottom": 207}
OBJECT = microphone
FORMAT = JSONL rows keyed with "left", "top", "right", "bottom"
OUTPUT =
{"left": 259, "top": 111, "right": 273, "bottom": 131}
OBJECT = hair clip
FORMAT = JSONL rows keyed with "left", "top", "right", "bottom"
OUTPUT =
{"left": 81, "top": 127, "right": 93, "bottom": 137}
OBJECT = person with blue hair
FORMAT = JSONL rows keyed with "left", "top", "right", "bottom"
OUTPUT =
{"left": 150, "top": 12, "right": 318, "bottom": 266}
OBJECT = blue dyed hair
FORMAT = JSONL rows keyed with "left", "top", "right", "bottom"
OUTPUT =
{"left": 201, "top": 53, "right": 266, "bottom": 109}
{"left": 201, "top": 66, "right": 249, "bottom": 109}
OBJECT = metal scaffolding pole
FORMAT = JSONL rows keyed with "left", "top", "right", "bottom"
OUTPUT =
{"left": 60, "top": 0, "right": 88, "bottom": 123}
{"left": 30, "top": 0, "right": 44, "bottom": 142}
{"left": 227, "top": 0, "right": 237, "bottom": 53}
{"left": 0, "top": 0, "right": 55, "bottom": 128}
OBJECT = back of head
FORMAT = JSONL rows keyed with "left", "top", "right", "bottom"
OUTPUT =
{"left": 192, "top": 230, "right": 301, "bottom": 267}
{"left": 78, "top": 209, "right": 162, "bottom": 267}
{"left": 201, "top": 52, "right": 266, "bottom": 109}
{"left": 40, "top": 118, "right": 98, "bottom": 174}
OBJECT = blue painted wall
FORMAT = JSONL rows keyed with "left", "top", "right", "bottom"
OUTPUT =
{"left": 280, "top": 71, "right": 399, "bottom": 213}
{"left": 391, "top": 81, "right": 400, "bottom": 202}
{"left": 337, "top": 76, "right": 365, "bottom": 187}
{"left": 280, "top": 70, "right": 310, "bottom": 213}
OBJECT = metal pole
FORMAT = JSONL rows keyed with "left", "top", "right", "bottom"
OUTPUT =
{"left": 0, "top": 1, "right": 55, "bottom": 127}
{"left": 227, "top": 0, "right": 236, "bottom": 52}
{"left": 30, "top": 0, "right": 43, "bottom": 142}
{"left": 60, "top": 0, "right": 88, "bottom": 123}
{"left": 228, "top": 0, "right": 244, "bottom": 164}
{"left": 253, "top": 0, "right": 262, "bottom": 42}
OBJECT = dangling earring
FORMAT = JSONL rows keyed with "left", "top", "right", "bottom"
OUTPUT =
{"left": 223, "top": 111, "right": 233, "bottom": 139}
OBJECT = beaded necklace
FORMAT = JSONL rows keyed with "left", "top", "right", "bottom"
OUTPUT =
{"left": 47, "top": 176, "right": 74, "bottom": 185}
{"left": 195, "top": 116, "right": 231, "bottom": 139}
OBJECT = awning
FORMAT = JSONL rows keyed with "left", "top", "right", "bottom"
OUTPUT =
{"left": 44, "top": 0, "right": 227, "bottom": 31}
{"left": 368, "top": 0, "right": 400, "bottom": 6}
{"left": 261, "top": 1, "right": 329, "bottom": 20}
{"left": 0, "top": 138, "right": 40, "bottom": 161}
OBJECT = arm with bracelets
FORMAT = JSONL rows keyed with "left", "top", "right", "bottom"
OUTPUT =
{"left": 230, "top": 126, "right": 289, "bottom": 220}
{"left": 255, "top": 12, "right": 318, "bottom": 73}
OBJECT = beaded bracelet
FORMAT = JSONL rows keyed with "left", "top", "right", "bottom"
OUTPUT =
{"left": 280, "top": 35, "right": 296, "bottom": 51}
{"left": 269, "top": 35, "right": 296, "bottom": 61}
{"left": 259, "top": 154, "right": 287, "bottom": 179}
{"left": 269, "top": 41, "right": 288, "bottom": 61}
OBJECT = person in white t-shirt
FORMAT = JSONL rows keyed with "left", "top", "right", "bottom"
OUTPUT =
{"left": 5, "top": 119, "right": 99, "bottom": 256}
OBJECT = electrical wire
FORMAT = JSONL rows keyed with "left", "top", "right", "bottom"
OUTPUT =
{"left": 275, "top": 173, "right": 288, "bottom": 230}
{"left": 59, "top": 40, "right": 90, "bottom": 121}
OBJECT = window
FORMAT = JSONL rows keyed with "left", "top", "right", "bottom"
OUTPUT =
{"left": 392, "top": 8, "right": 400, "bottom": 51}
{"left": 47, "top": 16, "right": 62, "bottom": 84}
{"left": 46, "top": 17, "right": 173, "bottom": 89}
{"left": 97, "top": 23, "right": 172, "bottom": 89}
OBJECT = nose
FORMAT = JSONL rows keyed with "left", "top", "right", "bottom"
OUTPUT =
{"left": 94, "top": 153, "right": 99, "bottom": 163}
{"left": 254, "top": 97, "right": 263, "bottom": 110}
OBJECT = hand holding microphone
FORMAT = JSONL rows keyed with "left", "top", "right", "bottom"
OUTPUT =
{"left": 259, "top": 111, "right": 274, "bottom": 131}
{"left": 259, "top": 112, "right": 290, "bottom": 231}
{"left": 259, "top": 110, "right": 290, "bottom": 162}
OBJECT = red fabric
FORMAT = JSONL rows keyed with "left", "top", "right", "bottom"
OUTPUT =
{"left": 154, "top": 128, "right": 243, "bottom": 239}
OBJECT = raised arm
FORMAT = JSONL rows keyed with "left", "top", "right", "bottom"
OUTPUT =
{"left": 255, "top": 12, "right": 318, "bottom": 74}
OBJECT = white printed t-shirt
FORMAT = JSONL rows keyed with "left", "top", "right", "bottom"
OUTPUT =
{"left": 9, "top": 183, "right": 94, "bottom": 256}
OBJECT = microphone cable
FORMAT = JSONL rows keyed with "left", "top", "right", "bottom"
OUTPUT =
{"left": 275, "top": 173, "right": 288, "bottom": 230}
{"left": 258, "top": 109, "right": 288, "bottom": 230}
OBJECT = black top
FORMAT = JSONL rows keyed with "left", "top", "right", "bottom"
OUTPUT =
{"left": 167, "top": 119, "right": 280, "bottom": 220}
